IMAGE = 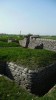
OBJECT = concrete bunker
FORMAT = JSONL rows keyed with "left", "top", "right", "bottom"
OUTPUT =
{"left": 25, "top": 35, "right": 30, "bottom": 48}
{"left": 19, "top": 37, "right": 56, "bottom": 51}
{"left": 0, "top": 61, "right": 56, "bottom": 96}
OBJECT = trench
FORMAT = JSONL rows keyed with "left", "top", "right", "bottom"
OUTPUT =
{"left": 30, "top": 65, "right": 56, "bottom": 96}
{"left": 0, "top": 61, "right": 14, "bottom": 80}
{"left": 0, "top": 61, "right": 56, "bottom": 97}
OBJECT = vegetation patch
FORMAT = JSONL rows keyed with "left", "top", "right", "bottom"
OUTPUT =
{"left": 0, "top": 76, "right": 36, "bottom": 100}
{"left": 40, "top": 36, "right": 56, "bottom": 40}
{"left": 0, "top": 41, "right": 20, "bottom": 47}
{"left": 0, "top": 76, "right": 56, "bottom": 100}
{"left": 0, "top": 34, "right": 24, "bottom": 42}
{"left": 0, "top": 47, "right": 56, "bottom": 69}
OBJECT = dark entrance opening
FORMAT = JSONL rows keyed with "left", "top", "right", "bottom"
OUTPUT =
{"left": 0, "top": 61, "right": 14, "bottom": 80}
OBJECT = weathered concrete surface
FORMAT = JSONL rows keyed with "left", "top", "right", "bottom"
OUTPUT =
{"left": 28, "top": 38, "right": 56, "bottom": 51}
{"left": 19, "top": 38, "right": 27, "bottom": 47}
{"left": 19, "top": 38, "right": 56, "bottom": 51}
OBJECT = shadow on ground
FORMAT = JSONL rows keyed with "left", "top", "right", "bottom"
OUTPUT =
{"left": 30, "top": 63, "right": 56, "bottom": 96}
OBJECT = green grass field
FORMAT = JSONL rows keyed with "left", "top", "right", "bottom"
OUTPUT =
{"left": 0, "top": 41, "right": 20, "bottom": 47}
{"left": 0, "top": 34, "right": 24, "bottom": 42}
{"left": 0, "top": 47, "right": 56, "bottom": 69}
{"left": 40, "top": 36, "right": 56, "bottom": 40}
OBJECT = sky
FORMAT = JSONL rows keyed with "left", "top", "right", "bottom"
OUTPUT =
{"left": 0, "top": 0, "right": 56, "bottom": 35}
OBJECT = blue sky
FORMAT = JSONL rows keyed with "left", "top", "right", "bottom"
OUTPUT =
{"left": 0, "top": 0, "right": 56, "bottom": 35}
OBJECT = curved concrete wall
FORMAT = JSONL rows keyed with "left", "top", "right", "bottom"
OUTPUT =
{"left": 19, "top": 38, "right": 56, "bottom": 51}
{"left": 28, "top": 38, "right": 56, "bottom": 51}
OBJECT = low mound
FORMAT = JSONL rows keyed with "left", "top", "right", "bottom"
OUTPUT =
{"left": 0, "top": 47, "right": 56, "bottom": 69}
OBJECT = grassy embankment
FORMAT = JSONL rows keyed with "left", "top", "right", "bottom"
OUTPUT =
{"left": 0, "top": 47, "right": 56, "bottom": 69}
{"left": 0, "top": 34, "right": 24, "bottom": 47}
{"left": 0, "top": 76, "right": 56, "bottom": 100}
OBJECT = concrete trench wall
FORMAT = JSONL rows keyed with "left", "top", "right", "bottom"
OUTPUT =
{"left": 19, "top": 38, "right": 56, "bottom": 51}
{"left": 6, "top": 62, "right": 30, "bottom": 89}
{"left": 28, "top": 38, "right": 56, "bottom": 51}
{"left": 30, "top": 63, "right": 56, "bottom": 96}
{"left": 0, "top": 61, "right": 56, "bottom": 96}
{"left": 19, "top": 38, "right": 27, "bottom": 47}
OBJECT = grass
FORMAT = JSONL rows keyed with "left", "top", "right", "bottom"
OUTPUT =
{"left": 0, "top": 76, "right": 36, "bottom": 100}
{"left": 0, "top": 41, "right": 20, "bottom": 47}
{"left": 40, "top": 36, "right": 56, "bottom": 40}
{"left": 0, "top": 34, "right": 24, "bottom": 42}
{"left": 0, "top": 76, "right": 56, "bottom": 100}
{"left": 0, "top": 47, "right": 56, "bottom": 69}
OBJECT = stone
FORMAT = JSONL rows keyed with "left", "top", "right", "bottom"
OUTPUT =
{"left": 23, "top": 68, "right": 28, "bottom": 73}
